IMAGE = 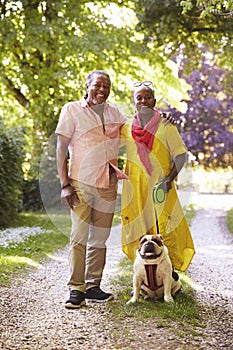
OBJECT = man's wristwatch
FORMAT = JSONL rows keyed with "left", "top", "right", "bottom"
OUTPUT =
{"left": 61, "top": 183, "right": 72, "bottom": 190}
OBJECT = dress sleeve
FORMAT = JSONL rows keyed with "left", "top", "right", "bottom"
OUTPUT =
{"left": 120, "top": 122, "right": 131, "bottom": 147}
{"left": 166, "top": 125, "right": 188, "bottom": 158}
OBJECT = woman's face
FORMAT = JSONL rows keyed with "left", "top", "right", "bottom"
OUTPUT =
{"left": 86, "top": 74, "right": 111, "bottom": 106}
{"left": 134, "top": 87, "right": 156, "bottom": 111}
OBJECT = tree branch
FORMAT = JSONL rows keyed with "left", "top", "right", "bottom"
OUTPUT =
{"left": 5, "top": 77, "right": 29, "bottom": 107}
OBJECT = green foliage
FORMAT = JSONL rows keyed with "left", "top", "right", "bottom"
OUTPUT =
{"left": 39, "top": 134, "right": 63, "bottom": 211}
{"left": 10, "top": 212, "right": 58, "bottom": 229}
{"left": 134, "top": 0, "right": 233, "bottom": 72}
{"left": 0, "top": 1, "right": 143, "bottom": 134}
{"left": 112, "top": 194, "right": 122, "bottom": 226}
{"left": 0, "top": 119, "right": 25, "bottom": 227}
{"left": 226, "top": 208, "right": 233, "bottom": 235}
{"left": 181, "top": 0, "right": 233, "bottom": 17}
{"left": 1, "top": 0, "right": 232, "bottom": 224}
{"left": 0, "top": 208, "right": 123, "bottom": 286}
{"left": 0, "top": 0, "right": 189, "bottom": 150}
{"left": 183, "top": 204, "right": 196, "bottom": 225}
{"left": 0, "top": 0, "right": 190, "bottom": 222}
{"left": 22, "top": 179, "right": 43, "bottom": 211}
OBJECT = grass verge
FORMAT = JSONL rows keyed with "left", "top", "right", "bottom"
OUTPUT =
{"left": 226, "top": 208, "right": 233, "bottom": 234}
{"left": 107, "top": 257, "right": 203, "bottom": 338}
{"left": 0, "top": 212, "right": 69, "bottom": 286}
{"left": 0, "top": 206, "right": 126, "bottom": 287}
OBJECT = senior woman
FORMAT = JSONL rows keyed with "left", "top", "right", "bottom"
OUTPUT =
{"left": 121, "top": 81, "right": 195, "bottom": 272}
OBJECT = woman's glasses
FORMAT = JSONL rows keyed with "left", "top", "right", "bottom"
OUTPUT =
{"left": 133, "top": 81, "right": 154, "bottom": 88}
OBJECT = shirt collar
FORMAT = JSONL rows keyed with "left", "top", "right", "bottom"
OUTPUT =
{"left": 80, "top": 98, "right": 89, "bottom": 108}
{"left": 80, "top": 98, "right": 109, "bottom": 110}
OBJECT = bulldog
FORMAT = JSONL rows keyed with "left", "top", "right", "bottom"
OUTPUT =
{"left": 127, "top": 234, "right": 181, "bottom": 304}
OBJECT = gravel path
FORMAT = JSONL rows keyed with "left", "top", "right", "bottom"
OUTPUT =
{"left": 188, "top": 208, "right": 233, "bottom": 349}
{"left": 0, "top": 193, "right": 233, "bottom": 350}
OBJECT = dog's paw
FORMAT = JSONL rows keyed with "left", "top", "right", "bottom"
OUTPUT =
{"left": 126, "top": 298, "right": 138, "bottom": 305}
{"left": 164, "top": 295, "right": 174, "bottom": 303}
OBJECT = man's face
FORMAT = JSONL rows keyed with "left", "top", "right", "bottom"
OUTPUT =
{"left": 86, "top": 74, "right": 111, "bottom": 106}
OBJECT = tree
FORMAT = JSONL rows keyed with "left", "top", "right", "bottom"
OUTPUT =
{"left": 133, "top": 0, "right": 233, "bottom": 72}
{"left": 0, "top": 118, "right": 24, "bottom": 227}
{"left": 2, "top": 0, "right": 232, "bottom": 219}
{"left": 0, "top": 1, "right": 191, "bottom": 216}
{"left": 168, "top": 50, "right": 233, "bottom": 169}
{"left": 131, "top": 0, "right": 233, "bottom": 168}
{"left": 0, "top": 0, "right": 188, "bottom": 176}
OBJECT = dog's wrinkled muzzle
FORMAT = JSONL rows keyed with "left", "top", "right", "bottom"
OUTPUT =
{"left": 139, "top": 242, "right": 162, "bottom": 259}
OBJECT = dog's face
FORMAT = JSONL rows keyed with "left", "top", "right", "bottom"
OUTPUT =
{"left": 138, "top": 234, "right": 164, "bottom": 260}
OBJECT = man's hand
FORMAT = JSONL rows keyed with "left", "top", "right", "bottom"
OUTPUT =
{"left": 61, "top": 186, "right": 79, "bottom": 209}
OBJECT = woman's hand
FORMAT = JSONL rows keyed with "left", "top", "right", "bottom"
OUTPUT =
{"left": 161, "top": 153, "right": 187, "bottom": 192}
{"left": 162, "top": 177, "right": 173, "bottom": 192}
{"left": 161, "top": 112, "right": 176, "bottom": 125}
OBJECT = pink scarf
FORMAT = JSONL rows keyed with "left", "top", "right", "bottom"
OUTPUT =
{"left": 131, "top": 110, "right": 160, "bottom": 175}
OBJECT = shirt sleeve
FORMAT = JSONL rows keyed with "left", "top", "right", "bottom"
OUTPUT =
{"left": 166, "top": 125, "right": 187, "bottom": 158}
{"left": 55, "top": 103, "right": 75, "bottom": 138}
{"left": 112, "top": 105, "right": 127, "bottom": 126}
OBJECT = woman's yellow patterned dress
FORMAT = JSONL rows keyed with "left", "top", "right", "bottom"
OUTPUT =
{"left": 120, "top": 121, "right": 195, "bottom": 271}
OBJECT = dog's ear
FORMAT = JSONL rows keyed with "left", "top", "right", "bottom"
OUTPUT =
{"left": 153, "top": 234, "right": 164, "bottom": 246}
{"left": 139, "top": 235, "right": 145, "bottom": 242}
{"left": 138, "top": 235, "right": 146, "bottom": 249}
{"left": 158, "top": 234, "right": 164, "bottom": 241}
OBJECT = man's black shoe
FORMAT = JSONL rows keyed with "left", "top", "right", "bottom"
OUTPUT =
{"left": 65, "top": 290, "right": 85, "bottom": 309}
{"left": 85, "top": 286, "right": 114, "bottom": 303}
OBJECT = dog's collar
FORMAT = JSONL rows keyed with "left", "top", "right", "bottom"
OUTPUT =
{"left": 139, "top": 251, "right": 162, "bottom": 260}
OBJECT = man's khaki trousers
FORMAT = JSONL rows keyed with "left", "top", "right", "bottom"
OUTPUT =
{"left": 68, "top": 173, "right": 118, "bottom": 292}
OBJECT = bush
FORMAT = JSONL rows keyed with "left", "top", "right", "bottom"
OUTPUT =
{"left": 21, "top": 134, "right": 61, "bottom": 212}
{"left": 0, "top": 120, "right": 25, "bottom": 227}
{"left": 22, "top": 178, "right": 44, "bottom": 211}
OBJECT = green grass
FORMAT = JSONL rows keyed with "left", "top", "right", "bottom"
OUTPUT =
{"left": 107, "top": 256, "right": 203, "bottom": 338}
{"left": 0, "top": 212, "right": 69, "bottom": 286}
{"left": 112, "top": 194, "right": 122, "bottom": 226}
{"left": 226, "top": 208, "right": 233, "bottom": 234}
{"left": 0, "top": 206, "right": 124, "bottom": 287}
